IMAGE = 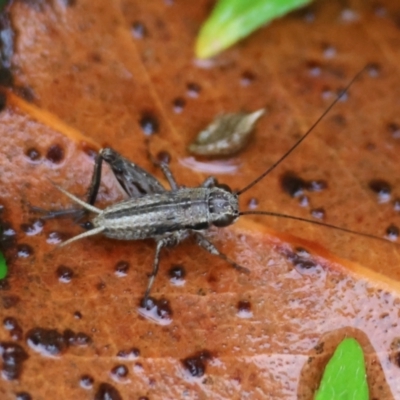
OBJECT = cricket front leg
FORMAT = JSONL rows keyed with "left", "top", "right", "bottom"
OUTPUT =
{"left": 194, "top": 233, "right": 249, "bottom": 274}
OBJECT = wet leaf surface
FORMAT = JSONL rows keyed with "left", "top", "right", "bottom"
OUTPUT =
{"left": 1, "top": 0, "right": 400, "bottom": 399}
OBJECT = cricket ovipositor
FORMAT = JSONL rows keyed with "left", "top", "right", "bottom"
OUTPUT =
{"left": 41, "top": 68, "right": 385, "bottom": 306}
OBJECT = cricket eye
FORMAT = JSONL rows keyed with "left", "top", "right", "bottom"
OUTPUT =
{"left": 213, "top": 214, "right": 235, "bottom": 228}
{"left": 216, "top": 183, "right": 232, "bottom": 193}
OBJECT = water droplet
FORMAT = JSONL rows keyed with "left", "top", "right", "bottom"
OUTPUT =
{"left": 21, "top": 219, "right": 44, "bottom": 236}
{"left": 340, "top": 8, "right": 359, "bottom": 22}
{"left": 237, "top": 300, "right": 253, "bottom": 319}
{"left": 385, "top": 224, "right": 399, "bottom": 241}
{"left": 17, "top": 244, "right": 33, "bottom": 258}
{"left": 281, "top": 172, "right": 306, "bottom": 198}
{"left": 25, "top": 147, "right": 41, "bottom": 162}
{"left": 96, "top": 282, "right": 106, "bottom": 291}
{"left": 46, "top": 144, "right": 65, "bottom": 164}
{"left": 322, "top": 44, "right": 336, "bottom": 59}
{"left": 131, "top": 21, "right": 146, "bottom": 39}
{"left": 0, "top": 342, "right": 28, "bottom": 380}
{"left": 115, "top": 261, "right": 129, "bottom": 277}
{"left": 15, "top": 392, "right": 32, "bottom": 400}
{"left": 311, "top": 207, "right": 325, "bottom": 220}
{"left": 394, "top": 199, "right": 400, "bottom": 212}
{"left": 26, "top": 328, "right": 67, "bottom": 357}
{"left": 117, "top": 347, "right": 140, "bottom": 360}
{"left": 298, "top": 195, "right": 309, "bottom": 207}
{"left": 303, "top": 9, "right": 315, "bottom": 23}
{"left": 321, "top": 86, "right": 333, "bottom": 100}
{"left": 3, "top": 317, "right": 23, "bottom": 340}
{"left": 373, "top": 4, "right": 386, "bottom": 17}
{"left": 337, "top": 87, "right": 349, "bottom": 102}
{"left": 172, "top": 97, "right": 185, "bottom": 113}
{"left": 285, "top": 247, "right": 319, "bottom": 274}
{"left": 47, "top": 231, "right": 63, "bottom": 244}
{"left": 1, "top": 223, "right": 14, "bottom": 238}
{"left": 156, "top": 150, "right": 171, "bottom": 165}
{"left": 307, "top": 180, "right": 327, "bottom": 192}
{"left": 80, "top": 374, "right": 94, "bottom": 389}
{"left": 138, "top": 297, "right": 173, "bottom": 325}
{"left": 366, "top": 62, "right": 381, "bottom": 78}
{"left": 369, "top": 179, "right": 391, "bottom": 203}
{"left": 10, "top": 327, "right": 23, "bottom": 341}
{"left": 139, "top": 112, "right": 159, "bottom": 136}
{"left": 181, "top": 350, "right": 211, "bottom": 378}
{"left": 94, "top": 382, "right": 122, "bottom": 400}
{"left": 64, "top": 329, "right": 91, "bottom": 346}
{"left": 387, "top": 122, "right": 400, "bottom": 139}
{"left": 168, "top": 265, "right": 186, "bottom": 286}
{"left": 306, "top": 60, "right": 321, "bottom": 77}
{"left": 186, "top": 82, "right": 201, "bottom": 98}
{"left": 57, "top": 265, "right": 74, "bottom": 283}
{"left": 240, "top": 71, "right": 255, "bottom": 86}
{"left": 247, "top": 197, "right": 258, "bottom": 209}
{"left": 3, "top": 317, "right": 18, "bottom": 330}
{"left": 74, "top": 311, "right": 82, "bottom": 319}
{"left": 156, "top": 298, "right": 172, "bottom": 320}
{"left": 110, "top": 364, "right": 128, "bottom": 380}
{"left": 138, "top": 397, "right": 149, "bottom": 400}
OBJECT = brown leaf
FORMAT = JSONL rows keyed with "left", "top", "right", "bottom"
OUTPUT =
{"left": 1, "top": 0, "right": 400, "bottom": 399}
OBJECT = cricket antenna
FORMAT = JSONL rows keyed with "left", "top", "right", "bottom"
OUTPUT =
{"left": 236, "top": 66, "right": 367, "bottom": 196}
{"left": 239, "top": 210, "right": 395, "bottom": 245}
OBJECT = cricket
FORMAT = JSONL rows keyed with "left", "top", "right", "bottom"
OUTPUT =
{"left": 41, "top": 68, "right": 382, "bottom": 305}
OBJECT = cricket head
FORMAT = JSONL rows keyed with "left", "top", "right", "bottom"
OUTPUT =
{"left": 208, "top": 185, "right": 239, "bottom": 227}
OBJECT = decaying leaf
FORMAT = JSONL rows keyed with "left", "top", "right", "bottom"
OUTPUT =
{"left": 1, "top": 0, "right": 400, "bottom": 399}
{"left": 188, "top": 109, "right": 265, "bottom": 156}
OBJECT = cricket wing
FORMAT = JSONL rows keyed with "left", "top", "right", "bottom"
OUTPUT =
{"left": 102, "top": 148, "right": 166, "bottom": 197}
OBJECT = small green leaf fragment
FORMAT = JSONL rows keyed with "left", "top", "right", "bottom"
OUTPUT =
{"left": 196, "top": 0, "right": 312, "bottom": 59}
{"left": 0, "top": 250, "right": 7, "bottom": 279}
{"left": 188, "top": 109, "right": 265, "bottom": 156}
{"left": 0, "top": 0, "right": 8, "bottom": 12}
{"left": 315, "top": 338, "right": 369, "bottom": 400}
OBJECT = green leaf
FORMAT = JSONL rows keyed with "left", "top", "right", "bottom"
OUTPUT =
{"left": 315, "top": 338, "right": 369, "bottom": 400}
{"left": 196, "top": 0, "right": 312, "bottom": 59}
{"left": 0, "top": 0, "right": 9, "bottom": 12}
{"left": 0, "top": 250, "right": 7, "bottom": 279}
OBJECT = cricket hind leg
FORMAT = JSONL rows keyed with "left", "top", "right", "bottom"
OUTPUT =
{"left": 31, "top": 149, "right": 105, "bottom": 221}
{"left": 194, "top": 232, "right": 250, "bottom": 274}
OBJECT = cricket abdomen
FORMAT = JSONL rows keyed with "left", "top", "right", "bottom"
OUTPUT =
{"left": 93, "top": 188, "right": 213, "bottom": 240}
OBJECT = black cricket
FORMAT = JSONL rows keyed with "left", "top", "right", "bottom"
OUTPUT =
{"left": 43, "top": 69, "right": 380, "bottom": 305}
